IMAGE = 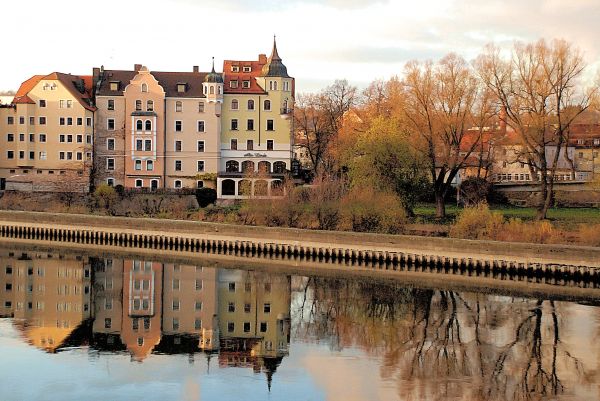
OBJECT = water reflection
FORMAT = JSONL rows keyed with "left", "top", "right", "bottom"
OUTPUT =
{"left": 0, "top": 248, "right": 598, "bottom": 400}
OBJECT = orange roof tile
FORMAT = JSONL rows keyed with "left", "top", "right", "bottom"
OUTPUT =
{"left": 223, "top": 58, "right": 268, "bottom": 95}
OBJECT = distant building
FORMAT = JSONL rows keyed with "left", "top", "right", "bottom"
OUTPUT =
{"left": 0, "top": 73, "right": 95, "bottom": 191}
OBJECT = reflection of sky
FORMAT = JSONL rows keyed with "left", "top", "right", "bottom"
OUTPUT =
{"left": 0, "top": 320, "right": 394, "bottom": 401}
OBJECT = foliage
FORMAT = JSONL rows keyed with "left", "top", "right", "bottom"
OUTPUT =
{"left": 449, "top": 203, "right": 504, "bottom": 240}
{"left": 195, "top": 188, "right": 217, "bottom": 208}
{"left": 93, "top": 184, "right": 117, "bottom": 213}
{"left": 340, "top": 188, "right": 407, "bottom": 234}
{"left": 459, "top": 177, "right": 492, "bottom": 206}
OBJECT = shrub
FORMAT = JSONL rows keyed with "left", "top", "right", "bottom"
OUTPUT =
{"left": 195, "top": 188, "right": 217, "bottom": 208}
{"left": 449, "top": 203, "right": 504, "bottom": 240}
{"left": 459, "top": 177, "right": 492, "bottom": 206}
{"left": 577, "top": 224, "right": 600, "bottom": 247}
{"left": 340, "top": 188, "right": 407, "bottom": 234}
{"left": 93, "top": 184, "right": 117, "bottom": 212}
{"left": 497, "top": 219, "right": 558, "bottom": 244}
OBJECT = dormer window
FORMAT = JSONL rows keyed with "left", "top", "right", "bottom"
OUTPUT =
{"left": 177, "top": 83, "right": 186, "bottom": 93}
{"left": 109, "top": 81, "right": 119, "bottom": 91}
{"left": 231, "top": 66, "right": 239, "bottom": 72}
{"left": 243, "top": 66, "right": 251, "bottom": 72}
{"left": 141, "top": 83, "right": 148, "bottom": 93}
{"left": 230, "top": 80, "right": 238, "bottom": 89}
{"left": 242, "top": 80, "right": 250, "bottom": 89}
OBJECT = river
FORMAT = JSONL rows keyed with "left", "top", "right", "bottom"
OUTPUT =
{"left": 0, "top": 243, "right": 599, "bottom": 401}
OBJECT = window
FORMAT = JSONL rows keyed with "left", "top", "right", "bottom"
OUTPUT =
{"left": 86, "top": 117, "right": 92, "bottom": 127}
{"left": 231, "top": 99, "right": 239, "bottom": 110}
{"left": 59, "top": 134, "right": 65, "bottom": 143}
{"left": 197, "top": 141, "right": 205, "bottom": 152}
{"left": 197, "top": 161, "right": 205, "bottom": 172}
{"left": 175, "top": 160, "right": 182, "bottom": 171}
{"left": 195, "top": 279, "right": 203, "bottom": 290}
{"left": 175, "top": 121, "right": 182, "bottom": 132}
{"left": 39, "top": 99, "right": 46, "bottom": 107}
{"left": 67, "top": 134, "right": 73, "bottom": 143}
{"left": 7, "top": 133, "right": 13, "bottom": 142}
{"left": 264, "top": 303, "right": 271, "bottom": 313}
{"left": 195, "top": 319, "right": 202, "bottom": 330}
{"left": 260, "top": 322, "right": 268, "bottom": 333}
{"left": 231, "top": 65, "right": 239, "bottom": 72}
{"left": 227, "top": 322, "right": 235, "bottom": 333}
{"left": 243, "top": 66, "right": 251, "bottom": 72}
{"left": 67, "top": 117, "right": 73, "bottom": 126}
{"left": 39, "top": 117, "right": 46, "bottom": 125}
{"left": 195, "top": 301, "right": 203, "bottom": 311}
{"left": 136, "top": 120, "right": 143, "bottom": 131}
{"left": 266, "top": 119, "right": 274, "bottom": 131}
{"left": 247, "top": 140, "right": 254, "bottom": 150}
{"left": 141, "top": 83, "right": 148, "bottom": 92}
{"left": 242, "top": 80, "right": 250, "bottom": 89}
{"left": 145, "top": 120, "right": 152, "bottom": 131}
{"left": 244, "top": 303, "right": 251, "bottom": 313}
{"left": 174, "top": 180, "right": 182, "bottom": 189}
{"left": 77, "top": 134, "right": 83, "bottom": 143}
{"left": 175, "top": 101, "right": 182, "bottom": 112}
{"left": 60, "top": 117, "right": 65, "bottom": 125}
{"left": 7, "top": 151, "right": 14, "bottom": 159}
{"left": 19, "top": 133, "right": 25, "bottom": 142}
{"left": 247, "top": 99, "right": 255, "bottom": 110}
{"left": 247, "top": 119, "right": 254, "bottom": 131}
{"left": 230, "top": 139, "right": 237, "bottom": 150}
{"left": 107, "top": 118, "right": 115, "bottom": 130}
{"left": 109, "top": 82, "right": 119, "bottom": 91}
{"left": 39, "top": 134, "right": 46, "bottom": 142}
{"left": 146, "top": 160, "right": 154, "bottom": 171}
{"left": 39, "top": 151, "right": 47, "bottom": 160}
{"left": 29, "top": 116, "right": 35, "bottom": 125}
{"left": 175, "top": 140, "right": 182, "bottom": 152}
{"left": 135, "top": 100, "right": 142, "bottom": 111}
{"left": 136, "top": 139, "right": 143, "bottom": 151}
{"left": 144, "top": 139, "right": 152, "bottom": 151}
{"left": 283, "top": 81, "right": 290, "bottom": 91}
{"left": 264, "top": 100, "right": 271, "bottom": 111}
{"left": 59, "top": 151, "right": 65, "bottom": 160}
{"left": 267, "top": 140, "right": 274, "bottom": 151}
{"left": 76, "top": 152, "right": 83, "bottom": 161}
{"left": 67, "top": 152, "right": 73, "bottom": 160}
{"left": 106, "top": 158, "right": 115, "bottom": 170}
{"left": 228, "top": 282, "right": 236, "bottom": 292}
{"left": 228, "top": 302, "right": 235, "bottom": 312}
{"left": 230, "top": 80, "right": 238, "bottom": 88}
{"left": 135, "top": 159, "right": 142, "bottom": 170}
{"left": 147, "top": 100, "right": 153, "bottom": 111}
{"left": 177, "top": 83, "right": 186, "bottom": 93}
{"left": 107, "top": 99, "right": 115, "bottom": 110}
{"left": 105, "top": 318, "right": 112, "bottom": 329}
{"left": 107, "top": 138, "right": 115, "bottom": 150}
{"left": 107, "top": 178, "right": 114, "bottom": 186}
{"left": 231, "top": 119, "right": 238, "bottom": 130}
{"left": 77, "top": 117, "right": 82, "bottom": 126}
{"left": 198, "top": 102, "right": 204, "bottom": 113}
{"left": 195, "top": 120, "right": 205, "bottom": 133}
{"left": 29, "top": 151, "right": 35, "bottom": 160}
{"left": 197, "top": 180, "right": 204, "bottom": 188}
{"left": 135, "top": 179, "right": 143, "bottom": 188}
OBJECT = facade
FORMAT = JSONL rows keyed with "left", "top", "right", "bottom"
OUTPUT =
{"left": 0, "top": 73, "right": 95, "bottom": 192}
{"left": 93, "top": 64, "right": 221, "bottom": 190}
{"left": 218, "top": 38, "right": 294, "bottom": 199}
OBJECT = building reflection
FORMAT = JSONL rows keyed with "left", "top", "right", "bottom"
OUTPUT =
{"left": 0, "top": 251, "right": 291, "bottom": 383}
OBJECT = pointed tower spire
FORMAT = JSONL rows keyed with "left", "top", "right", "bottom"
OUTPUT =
{"left": 261, "top": 35, "right": 289, "bottom": 77}
{"left": 211, "top": 56, "right": 215, "bottom": 73}
{"left": 271, "top": 35, "right": 281, "bottom": 61}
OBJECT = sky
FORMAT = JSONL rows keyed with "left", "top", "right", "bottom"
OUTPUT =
{"left": 2, "top": 0, "right": 600, "bottom": 93}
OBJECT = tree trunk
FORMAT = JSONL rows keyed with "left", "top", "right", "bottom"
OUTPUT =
{"left": 435, "top": 193, "right": 446, "bottom": 219}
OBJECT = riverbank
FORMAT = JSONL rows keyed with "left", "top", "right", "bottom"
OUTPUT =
{"left": 0, "top": 210, "right": 599, "bottom": 271}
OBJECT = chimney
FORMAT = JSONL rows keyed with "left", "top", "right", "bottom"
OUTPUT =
{"left": 134, "top": 64, "right": 142, "bottom": 72}
{"left": 193, "top": 66, "right": 199, "bottom": 73}
{"left": 258, "top": 54, "right": 267, "bottom": 64}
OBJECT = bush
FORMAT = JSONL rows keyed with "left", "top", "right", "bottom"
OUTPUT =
{"left": 577, "top": 224, "right": 600, "bottom": 247}
{"left": 93, "top": 184, "right": 117, "bottom": 212}
{"left": 459, "top": 177, "right": 492, "bottom": 206}
{"left": 498, "top": 219, "right": 558, "bottom": 244}
{"left": 340, "top": 188, "right": 407, "bottom": 234}
{"left": 195, "top": 188, "right": 217, "bottom": 208}
{"left": 449, "top": 203, "right": 504, "bottom": 240}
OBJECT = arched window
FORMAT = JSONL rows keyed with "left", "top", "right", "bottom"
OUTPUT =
{"left": 269, "top": 81, "right": 273, "bottom": 91}
{"left": 226, "top": 160, "right": 239, "bottom": 172}
{"left": 254, "top": 180, "right": 268, "bottom": 196}
{"left": 135, "top": 100, "right": 142, "bottom": 111}
{"left": 147, "top": 100, "right": 154, "bottom": 111}
{"left": 145, "top": 120, "right": 152, "bottom": 131}
{"left": 258, "top": 161, "right": 271, "bottom": 173}
{"left": 264, "top": 100, "right": 271, "bottom": 111}
{"left": 209, "top": 86, "right": 214, "bottom": 95}
{"left": 238, "top": 180, "right": 251, "bottom": 196}
{"left": 273, "top": 161, "right": 286, "bottom": 173}
{"left": 241, "top": 160, "right": 255, "bottom": 173}
{"left": 247, "top": 100, "right": 255, "bottom": 110}
{"left": 231, "top": 99, "right": 238, "bottom": 110}
{"left": 203, "top": 86, "right": 207, "bottom": 95}
{"left": 175, "top": 101, "right": 182, "bottom": 112}
{"left": 217, "top": 86, "right": 222, "bottom": 94}
{"left": 273, "top": 81, "right": 278, "bottom": 91}
{"left": 222, "top": 179, "right": 235, "bottom": 196}
{"left": 141, "top": 83, "right": 148, "bottom": 93}
{"left": 136, "top": 120, "right": 143, "bottom": 131}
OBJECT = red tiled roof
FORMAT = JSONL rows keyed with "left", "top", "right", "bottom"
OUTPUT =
{"left": 13, "top": 75, "right": 44, "bottom": 104}
{"left": 12, "top": 72, "right": 96, "bottom": 111}
{"left": 223, "top": 58, "right": 268, "bottom": 95}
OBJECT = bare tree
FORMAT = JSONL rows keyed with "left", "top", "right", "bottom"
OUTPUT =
{"left": 403, "top": 54, "right": 494, "bottom": 218}
{"left": 476, "top": 39, "right": 597, "bottom": 219}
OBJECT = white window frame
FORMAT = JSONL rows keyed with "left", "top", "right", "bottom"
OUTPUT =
{"left": 197, "top": 160, "right": 205, "bottom": 172}
{"left": 197, "top": 120, "right": 205, "bottom": 132}
{"left": 107, "top": 118, "right": 115, "bottom": 130}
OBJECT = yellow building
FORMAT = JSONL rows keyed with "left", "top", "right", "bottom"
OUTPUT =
{"left": 218, "top": 38, "right": 294, "bottom": 198}
{"left": 0, "top": 73, "right": 95, "bottom": 191}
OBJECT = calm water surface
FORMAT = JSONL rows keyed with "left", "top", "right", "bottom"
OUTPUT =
{"left": 0, "top": 245, "right": 599, "bottom": 401}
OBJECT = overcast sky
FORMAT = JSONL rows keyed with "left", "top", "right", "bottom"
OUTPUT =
{"left": 2, "top": 0, "right": 600, "bottom": 93}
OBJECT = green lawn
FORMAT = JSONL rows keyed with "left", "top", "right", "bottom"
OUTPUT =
{"left": 413, "top": 203, "right": 600, "bottom": 228}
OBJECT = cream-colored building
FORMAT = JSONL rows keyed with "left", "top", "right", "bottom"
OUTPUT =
{"left": 218, "top": 39, "right": 294, "bottom": 199}
{"left": 0, "top": 73, "right": 95, "bottom": 192}
{"left": 93, "top": 64, "right": 221, "bottom": 190}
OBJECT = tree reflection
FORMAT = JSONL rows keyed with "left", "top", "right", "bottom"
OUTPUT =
{"left": 292, "top": 278, "right": 592, "bottom": 400}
